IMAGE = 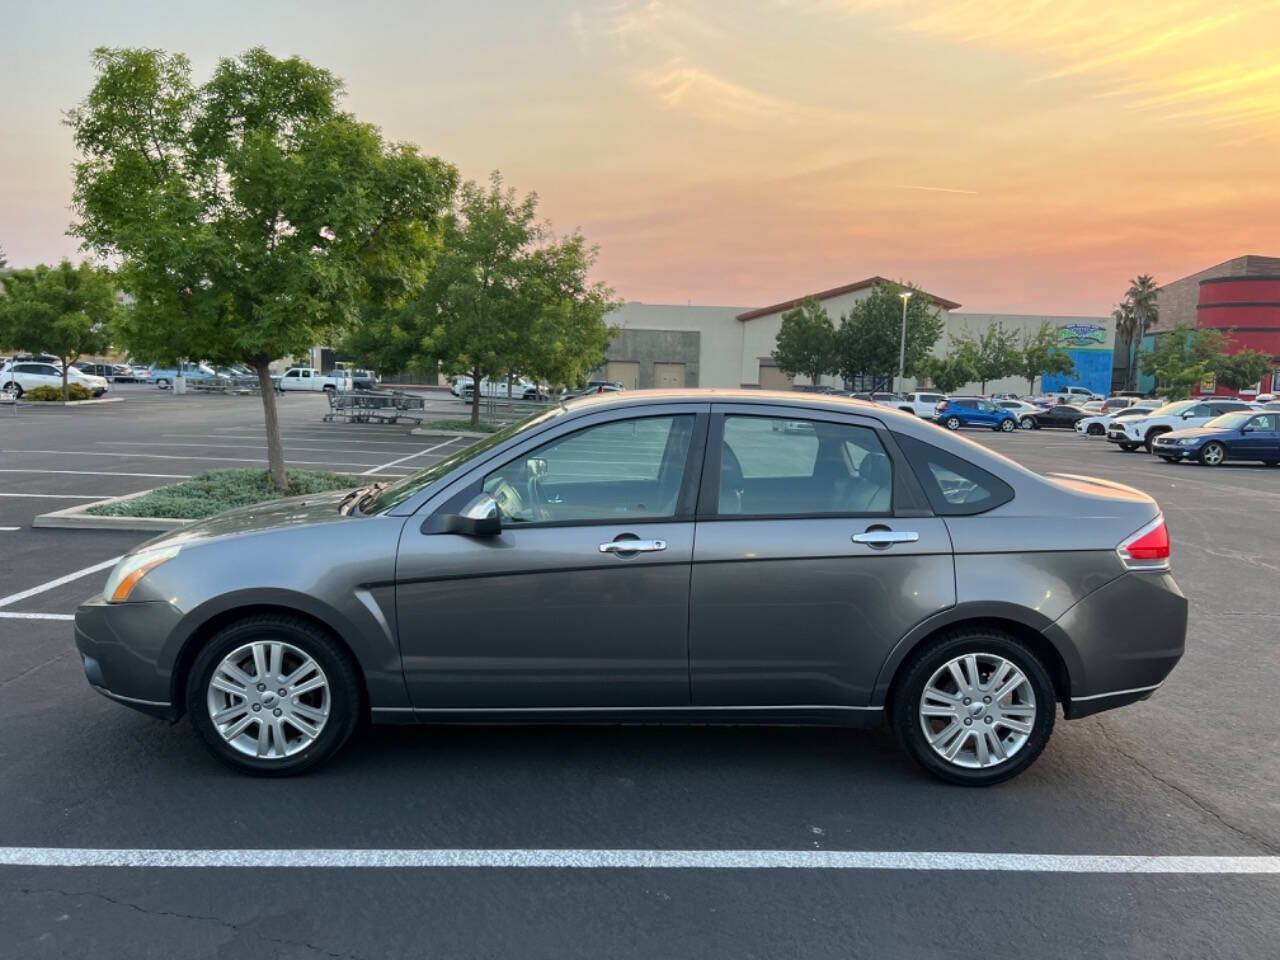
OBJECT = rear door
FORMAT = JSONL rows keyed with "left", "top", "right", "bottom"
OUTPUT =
{"left": 688, "top": 405, "right": 954, "bottom": 709}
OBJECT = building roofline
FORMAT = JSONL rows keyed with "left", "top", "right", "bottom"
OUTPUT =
{"left": 735, "top": 277, "right": 961, "bottom": 321}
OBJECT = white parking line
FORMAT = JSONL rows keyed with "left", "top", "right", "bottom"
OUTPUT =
{"left": 102, "top": 440, "right": 427, "bottom": 455}
{"left": 0, "top": 557, "right": 121, "bottom": 610}
{"left": 361, "top": 437, "right": 462, "bottom": 476}
{"left": 161, "top": 435, "right": 431, "bottom": 449}
{"left": 0, "top": 469, "right": 194, "bottom": 479}
{"left": 3, "top": 450, "right": 388, "bottom": 469}
{"left": 0, "top": 847, "right": 1277, "bottom": 873}
{"left": 0, "top": 527, "right": 20, "bottom": 532}
{"left": 0, "top": 612, "right": 75, "bottom": 621}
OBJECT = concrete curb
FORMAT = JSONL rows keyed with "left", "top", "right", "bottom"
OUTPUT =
{"left": 410, "top": 427, "right": 494, "bottom": 439}
{"left": 33, "top": 489, "right": 191, "bottom": 532}
{"left": 9, "top": 396, "right": 126, "bottom": 407}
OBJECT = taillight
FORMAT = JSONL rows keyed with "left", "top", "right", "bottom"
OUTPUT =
{"left": 1118, "top": 516, "right": 1170, "bottom": 570}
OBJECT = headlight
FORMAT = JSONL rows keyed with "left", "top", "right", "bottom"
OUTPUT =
{"left": 103, "top": 545, "right": 180, "bottom": 602}
{"left": 1178, "top": 438, "right": 1199, "bottom": 446}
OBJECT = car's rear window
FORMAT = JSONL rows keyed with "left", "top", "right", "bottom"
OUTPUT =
{"left": 893, "top": 434, "right": 1014, "bottom": 516}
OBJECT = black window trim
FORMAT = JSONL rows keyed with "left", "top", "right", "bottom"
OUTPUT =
{"left": 891, "top": 431, "right": 1015, "bottom": 517}
{"left": 695, "top": 405, "right": 932, "bottom": 522}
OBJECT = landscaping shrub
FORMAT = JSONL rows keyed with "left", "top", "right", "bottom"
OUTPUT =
{"left": 86, "top": 469, "right": 361, "bottom": 519}
{"left": 24, "top": 383, "right": 94, "bottom": 401}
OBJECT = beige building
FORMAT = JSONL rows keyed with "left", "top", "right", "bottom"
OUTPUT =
{"left": 598, "top": 276, "right": 1113, "bottom": 396}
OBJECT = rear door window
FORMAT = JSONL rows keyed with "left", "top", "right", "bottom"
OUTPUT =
{"left": 892, "top": 434, "right": 1013, "bottom": 516}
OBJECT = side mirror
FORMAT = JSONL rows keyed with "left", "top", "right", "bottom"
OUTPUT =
{"left": 443, "top": 492, "right": 502, "bottom": 537}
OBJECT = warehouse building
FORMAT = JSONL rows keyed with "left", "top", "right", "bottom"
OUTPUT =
{"left": 595, "top": 277, "right": 1115, "bottom": 396}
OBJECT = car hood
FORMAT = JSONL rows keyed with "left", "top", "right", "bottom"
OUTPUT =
{"left": 132, "top": 489, "right": 362, "bottom": 554}
{"left": 1160, "top": 426, "right": 1228, "bottom": 441}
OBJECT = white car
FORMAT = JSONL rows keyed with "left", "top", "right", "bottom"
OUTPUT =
{"left": 277, "top": 367, "right": 352, "bottom": 392}
{"left": 880, "top": 391, "right": 945, "bottom": 417}
{"left": 1076, "top": 403, "right": 1162, "bottom": 437}
{"left": 1106, "top": 398, "right": 1252, "bottom": 452}
{"left": 461, "top": 377, "right": 544, "bottom": 400}
{"left": 1050, "top": 385, "right": 1104, "bottom": 402}
{"left": 1, "top": 360, "right": 109, "bottom": 397}
{"left": 996, "top": 399, "right": 1042, "bottom": 429}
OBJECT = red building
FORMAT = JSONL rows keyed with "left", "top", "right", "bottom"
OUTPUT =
{"left": 1195, "top": 275, "right": 1280, "bottom": 396}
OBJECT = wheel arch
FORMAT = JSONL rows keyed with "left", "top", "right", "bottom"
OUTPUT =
{"left": 170, "top": 601, "right": 372, "bottom": 719}
{"left": 874, "top": 609, "right": 1074, "bottom": 715}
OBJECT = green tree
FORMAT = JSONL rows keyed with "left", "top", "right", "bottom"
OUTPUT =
{"left": 1124, "top": 275, "right": 1159, "bottom": 391}
{"left": 0, "top": 261, "right": 117, "bottom": 400}
{"left": 68, "top": 47, "right": 456, "bottom": 488}
{"left": 1018, "top": 322, "right": 1076, "bottom": 394}
{"left": 1139, "top": 324, "right": 1224, "bottom": 400}
{"left": 345, "top": 174, "right": 617, "bottom": 425}
{"left": 918, "top": 339, "right": 979, "bottom": 393}
{"left": 836, "top": 283, "right": 943, "bottom": 390}
{"left": 771, "top": 297, "right": 837, "bottom": 386}
{"left": 1214, "top": 347, "right": 1274, "bottom": 392}
{"left": 953, "top": 321, "right": 1021, "bottom": 393}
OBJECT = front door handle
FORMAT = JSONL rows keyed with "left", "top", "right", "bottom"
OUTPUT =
{"left": 852, "top": 529, "right": 919, "bottom": 546}
{"left": 599, "top": 539, "right": 667, "bottom": 554}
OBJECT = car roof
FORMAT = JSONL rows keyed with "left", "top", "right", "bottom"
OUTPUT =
{"left": 561, "top": 387, "right": 924, "bottom": 424}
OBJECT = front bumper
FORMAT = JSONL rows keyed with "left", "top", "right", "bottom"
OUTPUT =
{"left": 1152, "top": 439, "right": 1197, "bottom": 460}
{"left": 1042, "top": 570, "right": 1187, "bottom": 719}
{"left": 1106, "top": 428, "right": 1140, "bottom": 445}
{"left": 74, "top": 596, "right": 186, "bottom": 721}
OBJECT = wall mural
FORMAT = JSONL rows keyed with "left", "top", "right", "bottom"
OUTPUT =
{"left": 1055, "top": 323, "right": 1107, "bottom": 347}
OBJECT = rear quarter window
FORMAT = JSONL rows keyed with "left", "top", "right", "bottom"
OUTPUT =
{"left": 892, "top": 433, "right": 1014, "bottom": 516}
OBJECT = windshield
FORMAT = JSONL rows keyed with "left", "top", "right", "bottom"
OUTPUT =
{"left": 1146, "top": 401, "right": 1195, "bottom": 418}
{"left": 364, "top": 406, "right": 566, "bottom": 513}
{"left": 1205, "top": 412, "right": 1252, "bottom": 429}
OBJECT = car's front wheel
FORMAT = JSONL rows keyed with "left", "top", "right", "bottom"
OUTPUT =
{"left": 998, "top": 418, "right": 1016, "bottom": 432}
{"left": 944, "top": 416, "right": 961, "bottom": 431}
{"left": 1198, "top": 441, "right": 1226, "bottom": 466}
{"left": 1118, "top": 442, "right": 1138, "bottom": 452}
{"left": 187, "top": 614, "right": 362, "bottom": 776}
{"left": 892, "top": 629, "right": 1055, "bottom": 786}
{"left": 1087, "top": 423, "right": 1105, "bottom": 436}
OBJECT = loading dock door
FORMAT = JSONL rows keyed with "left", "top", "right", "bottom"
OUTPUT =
{"left": 757, "top": 364, "right": 793, "bottom": 391}
{"left": 653, "top": 362, "right": 686, "bottom": 389}
{"left": 606, "top": 361, "right": 640, "bottom": 390}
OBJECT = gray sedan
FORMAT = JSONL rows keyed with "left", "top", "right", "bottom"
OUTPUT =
{"left": 75, "top": 390, "right": 1186, "bottom": 785}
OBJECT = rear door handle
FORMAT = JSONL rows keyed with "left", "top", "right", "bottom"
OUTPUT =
{"left": 852, "top": 530, "right": 919, "bottom": 545}
{"left": 599, "top": 539, "right": 667, "bottom": 554}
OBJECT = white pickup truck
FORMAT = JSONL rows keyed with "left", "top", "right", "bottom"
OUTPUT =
{"left": 878, "top": 391, "right": 946, "bottom": 417}
{"left": 277, "top": 367, "right": 352, "bottom": 392}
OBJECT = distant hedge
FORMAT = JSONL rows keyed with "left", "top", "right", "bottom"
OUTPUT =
{"left": 86, "top": 469, "right": 361, "bottom": 519}
{"left": 24, "top": 384, "right": 94, "bottom": 401}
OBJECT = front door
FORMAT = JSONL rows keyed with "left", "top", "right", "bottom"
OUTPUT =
{"left": 1237, "top": 412, "right": 1280, "bottom": 460}
{"left": 689, "top": 407, "right": 955, "bottom": 708}
{"left": 396, "top": 409, "right": 707, "bottom": 709}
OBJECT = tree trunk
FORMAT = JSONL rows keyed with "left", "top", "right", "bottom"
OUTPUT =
{"left": 252, "top": 360, "right": 288, "bottom": 491}
{"left": 506, "top": 369, "right": 514, "bottom": 400}
{"left": 61, "top": 361, "right": 70, "bottom": 402}
{"left": 470, "top": 364, "right": 482, "bottom": 427}
{"left": 1129, "top": 315, "right": 1147, "bottom": 392}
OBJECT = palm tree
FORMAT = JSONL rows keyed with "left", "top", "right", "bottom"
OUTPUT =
{"left": 1125, "top": 275, "right": 1159, "bottom": 391}
{"left": 1112, "top": 303, "right": 1135, "bottom": 389}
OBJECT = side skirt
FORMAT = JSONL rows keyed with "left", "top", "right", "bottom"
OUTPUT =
{"left": 371, "top": 704, "right": 884, "bottom": 728}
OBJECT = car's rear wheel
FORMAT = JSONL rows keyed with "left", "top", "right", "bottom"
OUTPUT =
{"left": 892, "top": 629, "right": 1055, "bottom": 786}
{"left": 1118, "top": 442, "right": 1138, "bottom": 452}
{"left": 1144, "top": 430, "right": 1165, "bottom": 454}
{"left": 155, "top": 378, "right": 169, "bottom": 389}
{"left": 1087, "top": 423, "right": 1105, "bottom": 436}
{"left": 998, "top": 418, "right": 1015, "bottom": 432}
{"left": 187, "top": 614, "right": 361, "bottom": 776}
{"left": 945, "top": 416, "right": 961, "bottom": 431}
{"left": 2, "top": 381, "right": 21, "bottom": 399}
{"left": 1198, "top": 441, "right": 1226, "bottom": 466}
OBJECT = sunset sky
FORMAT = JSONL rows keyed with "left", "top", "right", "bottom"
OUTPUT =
{"left": 3, "top": 0, "right": 1279, "bottom": 314}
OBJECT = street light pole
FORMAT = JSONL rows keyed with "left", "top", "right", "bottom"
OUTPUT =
{"left": 897, "top": 291, "right": 913, "bottom": 396}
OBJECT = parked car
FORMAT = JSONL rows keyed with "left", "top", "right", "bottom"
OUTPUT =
{"left": 463, "top": 377, "right": 545, "bottom": 400}
{"left": 1098, "top": 397, "right": 1133, "bottom": 413}
{"left": 147, "top": 361, "right": 216, "bottom": 388}
{"left": 995, "top": 399, "right": 1041, "bottom": 429}
{"left": 883, "top": 391, "right": 945, "bottom": 417}
{"left": 1024, "top": 404, "right": 1089, "bottom": 430}
{"left": 122, "top": 363, "right": 152, "bottom": 382}
{"left": 75, "top": 390, "right": 1185, "bottom": 784}
{"left": 1107, "top": 398, "right": 1252, "bottom": 452}
{"left": 349, "top": 369, "right": 379, "bottom": 391}
{"left": 934, "top": 396, "right": 1019, "bottom": 432}
{"left": 0, "top": 360, "right": 108, "bottom": 397}
{"left": 278, "top": 367, "right": 352, "bottom": 392}
{"left": 1151, "top": 411, "right": 1280, "bottom": 466}
{"left": 73, "top": 361, "right": 126, "bottom": 381}
{"left": 1050, "top": 385, "right": 1102, "bottom": 402}
{"left": 1075, "top": 404, "right": 1158, "bottom": 437}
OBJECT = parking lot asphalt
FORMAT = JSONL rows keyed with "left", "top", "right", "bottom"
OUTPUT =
{"left": 1, "top": 395, "right": 1278, "bottom": 959}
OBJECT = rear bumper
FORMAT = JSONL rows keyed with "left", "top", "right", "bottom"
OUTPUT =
{"left": 1042, "top": 570, "right": 1187, "bottom": 719}
{"left": 74, "top": 597, "right": 185, "bottom": 721}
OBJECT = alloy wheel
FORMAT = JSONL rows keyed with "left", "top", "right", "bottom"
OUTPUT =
{"left": 918, "top": 653, "right": 1036, "bottom": 769}
{"left": 1019, "top": 417, "right": 1035, "bottom": 430}
{"left": 945, "top": 416, "right": 961, "bottom": 430}
{"left": 205, "top": 640, "right": 331, "bottom": 759}
{"left": 1200, "top": 442, "right": 1225, "bottom": 466}
{"left": 999, "top": 418, "right": 1015, "bottom": 432}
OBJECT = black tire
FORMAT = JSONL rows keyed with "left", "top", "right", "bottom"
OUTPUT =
{"left": 1087, "top": 423, "right": 1105, "bottom": 436}
{"left": 155, "top": 378, "right": 169, "bottom": 389}
{"left": 998, "top": 418, "right": 1016, "bottom": 432}
{"left": 945, "top": 416, "right": 961, "bottom": 431}
{"left": 1019, "top": 417, "right": 1035, "bottom": 430}
{"left": 1118, "top": 442, "right": 1138, "bottom": 452}
{"left": 323, "top": 384, "right": 336, "bottom": 392}
{"left": 3, "top": 381, "right": 22, "bottom": 398}
{"left": 1159, "top": 456, "right": 1178, "bottom": 463}
{"left": 1143, "top": 430, "right": 1165, "bottom": 454}
{"left": 187, "top": 614, "right": 362, "bottom": 776}
{"left": 1198, "top": 441, "right": 1226, "bottom": 467}
{"left": 891, "top": 628, "right": 1056, "bottom": 787}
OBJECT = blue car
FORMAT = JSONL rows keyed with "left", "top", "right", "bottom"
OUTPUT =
{"left": 1151, "top": 410, "right": 1280, "bottom": 466}
{"left": 934, "top": 396, "right": 1019, "bottom": 433}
